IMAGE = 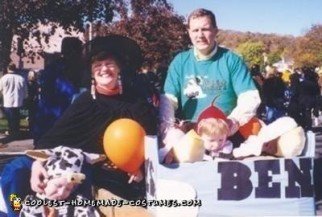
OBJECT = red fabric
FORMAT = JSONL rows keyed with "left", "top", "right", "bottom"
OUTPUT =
{"left": 197, "top": 105, "right": 227, "bottom": 124}
{"left": 96, "top": 85, "right": 120, "bottom": 96}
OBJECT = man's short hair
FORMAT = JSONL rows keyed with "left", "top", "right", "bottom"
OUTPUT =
{"left": 7, "top": 63, "right": 16, "bottom": 72}
{"left": 187, "top": 8, "right": 217, "bottom": 28}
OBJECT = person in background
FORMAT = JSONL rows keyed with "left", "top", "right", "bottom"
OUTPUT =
{"left": 139, "top": 62, "right": 162, "bottom": 91}
{"left": 0, "top": 63, "right": 28, "bottom": 142}
{"left": 154, "top": 61, "right": 169, "bottom": 92}
{"left": 287, "top": 68, "right": 303, "bottom": 125}
{"left": 281, "top": 69, "right": 292, "bottom": 86}
{"left": 159, "top": 8, "right": 261, "bottom": 155}
{"left": 317, "top": 68, "right": 322, "bottom": 94}
{"left": 250, "top": 64, "right": 265, "bottom": 90}
{"left": 26, "top": 70, "right": 39, "bottom": 137}
{"left": 137, "top": 62, "right": 160, "bottom": 107}
{"left": 297, "top": 66, "right": 320, "bottom": 130}
{"left": 250, "top": 64, "right": 265, "bottom": 119}
{"left": 262, "top": 66, "right": 287, "bottom": 124}
{"left": 32, "top": 37, "right": 84, "bottom": 146}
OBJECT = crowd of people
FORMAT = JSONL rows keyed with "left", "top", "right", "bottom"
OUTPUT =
{"left": 0, "top": 7, "right": 321, "bottom": 216}
{"left": 253, "top": 64, "right": 321, "bottom": 131}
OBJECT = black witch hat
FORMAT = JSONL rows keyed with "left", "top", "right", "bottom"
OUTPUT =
{"left": 83, "top": 35, "right": 143, "bottom": 73}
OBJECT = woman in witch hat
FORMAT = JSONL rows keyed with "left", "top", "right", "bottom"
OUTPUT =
{"left": 1, "top": 35, "right": 157, "bottom": 216}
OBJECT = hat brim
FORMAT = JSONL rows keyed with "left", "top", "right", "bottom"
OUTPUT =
{"left": 83, "top": 35, "right": 143, "bottom": 72}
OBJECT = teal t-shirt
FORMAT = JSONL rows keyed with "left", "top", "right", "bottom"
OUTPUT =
{"left": 163, "top": 47, "right": 256, "bottom": 122}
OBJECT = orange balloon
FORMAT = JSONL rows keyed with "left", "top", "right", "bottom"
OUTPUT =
{"left": 239, "top": 117, "right": 262, "bottom": 139}
{"left": 103, "top": 119, "right": 146, "bottom": 173}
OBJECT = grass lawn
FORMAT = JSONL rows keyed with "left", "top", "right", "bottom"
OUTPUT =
{"left": 0, "top": 118, "right": 7, "bottom": 132}
{"left": 0, "top": 107, "right": 29, "bottom": 133}
{"left": 0, "top": 118, "right": 29, "bottom": 133}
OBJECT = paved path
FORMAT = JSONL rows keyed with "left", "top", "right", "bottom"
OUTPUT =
{"left": 0, "top": 138, "right": 34, "bottom": 154}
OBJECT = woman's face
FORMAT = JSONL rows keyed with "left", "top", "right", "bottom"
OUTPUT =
{"left": 91, "top": 57, "right": 121, "bottom": 89}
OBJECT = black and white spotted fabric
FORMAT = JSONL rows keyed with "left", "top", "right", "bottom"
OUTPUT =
{"left": 20, "top": 146, "right": 101, "bottom": 217}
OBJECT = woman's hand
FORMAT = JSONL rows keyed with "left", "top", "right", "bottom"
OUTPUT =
{"left": 30, "top": 160, "right": 48, "bottom": 194}
{"left": 128, "top": 170, "right": 143, "bottom": 184}
{"left": 44, "top": 177, "right": 76, "bottom": 200}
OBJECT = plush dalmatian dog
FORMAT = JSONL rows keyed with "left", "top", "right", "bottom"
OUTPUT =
{"left": 20, "top": 146, "right": 105, "bottom": 217}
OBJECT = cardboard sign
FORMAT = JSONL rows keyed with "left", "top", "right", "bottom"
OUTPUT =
{"left": 145, "top": 132, "right": 316, "bottom": 216}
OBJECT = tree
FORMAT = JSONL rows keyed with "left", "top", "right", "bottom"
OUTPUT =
{"left": 283, "top": 24, "right": 322, "bottom": 68}
{"left": 302, "top": 24, "right": 322, "bottom": 67}
{"left": 235, "top": 41, "right": 265, "bottom": 67}
{"left": 88, "top": 0, "right": 190, "bottom": 71}
{"left": 0, "top": 0, "right": 122, "bottom": 72}
{"left": 266, "top": 50, "right": 282, "bottom": 65}
{"left": 217, "top": 30, "right": 296, "bottom": 70}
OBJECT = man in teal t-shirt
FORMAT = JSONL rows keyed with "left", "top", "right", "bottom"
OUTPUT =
{"left": 159, "top": 9, "right": 261, "bottom": 158}
{"left": 164, "top": 47, "right": 256, "bottom": 121}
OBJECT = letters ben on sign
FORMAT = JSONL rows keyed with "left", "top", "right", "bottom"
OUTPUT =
{"left": 145, "top": 132, "right": 316, "bottom": 216}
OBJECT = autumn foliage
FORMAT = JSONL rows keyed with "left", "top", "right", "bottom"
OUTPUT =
{"left": 1, "top": 0, "right": 322, "bottom": 72}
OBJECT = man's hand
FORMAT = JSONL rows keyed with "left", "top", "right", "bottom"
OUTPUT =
{"left": 30, "top": 160, "right": 48, "bottom": 194}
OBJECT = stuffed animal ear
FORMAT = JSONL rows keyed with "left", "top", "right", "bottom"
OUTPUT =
{"left": 258, "top": 117, "right": 297, "bottom": 143}
{"left": 83, "top": 153, "right": 106, "bottom": 164}
{"left": 172, "top": 129, "right": 205, "bottom": 163}
{"left": 276, "top": 126, "right": 306, "bottom": 158}
{"left": 25, "top": 150, "right": 52, "bottom": 162}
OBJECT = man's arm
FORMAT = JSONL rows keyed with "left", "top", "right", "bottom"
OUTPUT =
{"left": 228, "top": 90, "right": 261, "bottom": 126}
{"left": 226, "top": 53, "right": 261, "bottom": 134}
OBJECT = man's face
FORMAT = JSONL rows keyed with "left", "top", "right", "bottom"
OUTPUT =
{"left": 188, "top": 16, "right": 218, "bottom": 55}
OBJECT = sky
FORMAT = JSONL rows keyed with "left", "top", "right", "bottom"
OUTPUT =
{"left": 167, "top": 0, "right": 322, "bottom": 36}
